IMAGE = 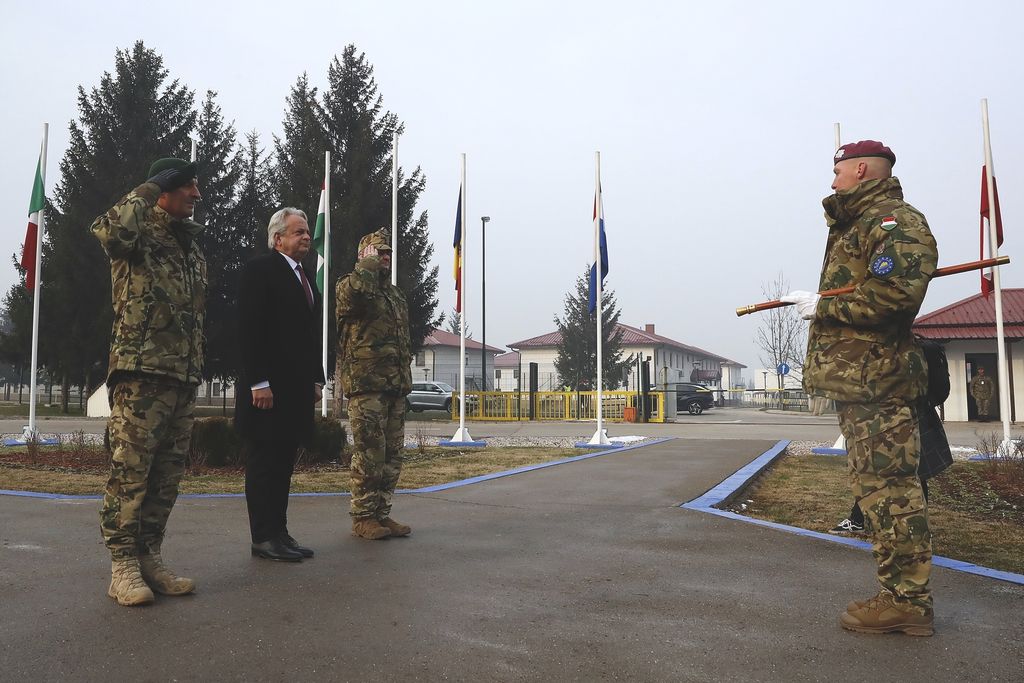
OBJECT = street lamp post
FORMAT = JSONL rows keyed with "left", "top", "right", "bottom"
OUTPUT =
{"left": 481, "top": 216, "right": 491, "bottom": 391}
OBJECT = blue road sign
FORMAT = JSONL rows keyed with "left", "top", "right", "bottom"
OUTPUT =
{"left": 777, "top": 363, "right": 790, "bottom": 376}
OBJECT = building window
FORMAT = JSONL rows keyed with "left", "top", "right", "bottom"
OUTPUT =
{"left": 513, "top": 368, "right": 520, "bottom": 379}
{"left": 213, "top": 382, "right": 221, "bottom": 397}
{"left": 415, "top": 351, "right": 426, "bottom": 367}
{"left": 494, "top": 369, "right": 501, "bottom": 379}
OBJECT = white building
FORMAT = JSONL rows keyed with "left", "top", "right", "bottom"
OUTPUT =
{"left": 411, "top": 328, "right": 504, "bottom": 391}
{"left": 914, "top": 288, "right": 1024, "bottom": 422}
{"left": 507, "top": 322, "right": 745, "bottom": 393}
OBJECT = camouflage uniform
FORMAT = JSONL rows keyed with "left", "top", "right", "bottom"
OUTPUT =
{"left": 970, "top": 372, "right": 994, "bottom": 417}
{"left": 336, "top": 229, "right": 412, "bottom": 520}
{"left": 91, "top": 182, "right": 207, "bottom": 559}
{"left": 803, "top": 177, "right": 938, "bottom": 615}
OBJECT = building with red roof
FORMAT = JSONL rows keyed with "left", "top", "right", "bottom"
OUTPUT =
{"left": 410, "top": 328, "right": 504, "bottom": 390}
{"left": 913, "top": 289, "right": 1024, "bottom": 422}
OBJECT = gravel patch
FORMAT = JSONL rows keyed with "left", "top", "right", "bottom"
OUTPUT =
{"left": 786, "top": 439, "right": 981, "bottom": 461}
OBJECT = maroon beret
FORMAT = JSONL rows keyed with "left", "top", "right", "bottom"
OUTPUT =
{"left": 833, "top": 140, "right": 896, "bottom": 167}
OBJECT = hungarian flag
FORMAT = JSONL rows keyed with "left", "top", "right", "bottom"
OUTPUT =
{"left": 980, "top": 165, "right": 1004, "bottom": 298}
{"left": 588, "top": 186, "right": 609, "bottom": 316}
{"left": 453, "top": 185, "right": 463, "bottom": 312}
{"left": 21, "top": 154, "right": 45, "bottom": 291}
{"left": 313, "top": 181, "right": 328, "bottom": 294}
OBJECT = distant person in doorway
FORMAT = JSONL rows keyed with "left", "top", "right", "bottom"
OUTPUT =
{"left": 970, "top": 366, "right": 994, "bottom": 421}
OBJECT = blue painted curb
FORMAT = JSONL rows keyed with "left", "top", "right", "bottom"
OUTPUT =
{"left": 3, "top": 439, "right": 60, "bottom": 447}
{"left": 811, "top": 447, "right": 846, "bottom": 456}
{"left": 1, "top": 437, "right": 674, "bottom": 501}
{"left": 573, "top": 441, "right": 622, "bottom": 450}
{"left": 682, "top": 439, "right": 1024, "bottom": 586}
{"left": 438, "top": 440, "right": 487, "bottom": 448}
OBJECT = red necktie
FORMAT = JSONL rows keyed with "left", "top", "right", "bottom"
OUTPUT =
{"left": 297, "top": 265, "right": 314, "bottom": 308}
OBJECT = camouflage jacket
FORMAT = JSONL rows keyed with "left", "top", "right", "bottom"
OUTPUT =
{"left": 802, "top": 177, "right": 938, "bottom": 404}
{"left": 335, "top": 257, "right": 412, "bottom": 397}
{"left": 970, "top": 374, "right": 994, "bottom": 400}
{"left": 91, "top": 182, "right": 207, "bottom": 386}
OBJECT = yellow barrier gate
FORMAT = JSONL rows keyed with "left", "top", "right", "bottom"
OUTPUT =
{"left": 452, "top": 391, "right": 665, "bottom": 423}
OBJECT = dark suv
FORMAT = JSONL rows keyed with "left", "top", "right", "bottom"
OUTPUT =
{"left": 670, "top": 383, "right": 715, "bottom": 415}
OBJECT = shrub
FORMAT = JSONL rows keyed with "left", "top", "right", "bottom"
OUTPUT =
{"left": 300, "top": 416, "right": 348, "bottom": 467}
{"left": 189, "top": 416, "right": 244, "bottom": 469}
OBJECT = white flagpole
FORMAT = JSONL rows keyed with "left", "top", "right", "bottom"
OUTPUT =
{"left": 190, "top": 137, "right": 197, "bottom": 163}
{"left": 391, "top": 132, "right": 399, "bottom": 286}
{"left": 981, "top": 99, "right": 1011, "bottom": 453}
{"left": 450, "top": 153, "right": 475, "bottom": 443}
{"left": 834, "top": 122, "right": 841, "bottom": 152}
{"left": 588, "top": 151, "right": 610, "bottom": 446}
{"left": 322, "top": 151, "right": 331, "bottom": 417}
{"left": 25, "top": 123, "right": 48, "bottom": 442}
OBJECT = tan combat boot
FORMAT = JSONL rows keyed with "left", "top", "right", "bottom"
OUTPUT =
{"left": 139, "top": 553, "right": 196, "bottom": 596}
{"left": 352, "top": 518, "right": 391, "bottom": 540}
{"left": 378, "top": 517, "right": 411, "bottom": 537}
{"left": 840, "top": 592, "right": 934, "bottom": 636}
{"left": 108, "top": 558, "right": 155, "bottom": 606}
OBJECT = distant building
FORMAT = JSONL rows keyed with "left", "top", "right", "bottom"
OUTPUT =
{"left": 914, "top": 288, "right": 1024, "bottom": 422}
{"left": 494, "top": 351, "right": 521, "bottom": 392}
{"left": 507, "top": 323, "right": 745, "bottom": 392}
{"left": 410, "top": 328, "right": 504, "bottom": 391}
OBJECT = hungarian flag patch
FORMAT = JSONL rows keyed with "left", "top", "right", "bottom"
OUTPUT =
{"left": 880, "top": 216, "right": 897, "bottom": 231}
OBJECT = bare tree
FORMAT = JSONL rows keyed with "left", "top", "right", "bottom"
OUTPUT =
{"left": 754, "top": 273, "right": 807, "bottom": 387}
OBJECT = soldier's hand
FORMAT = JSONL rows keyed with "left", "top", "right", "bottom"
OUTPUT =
{"left": 252, "top": 386, "right": 274, "bottom": 410}
{"left": 147, "top": 168, "right": 185, "bottom": 193}
{"left": 358, "top": 243, "right": 379, "bottom": 260}
{"left": 314, "top": 384, "right": 323, "bottom": 403}
{"left": 780, "top": 290, "right": 820, "bottom": 320}
{"left": 357, "top": 255, "right": 382, "bottom": 272}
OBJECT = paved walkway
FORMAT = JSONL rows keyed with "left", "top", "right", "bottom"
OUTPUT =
{"left": 1, "top": 438, "right": 1022, "bottom": 680}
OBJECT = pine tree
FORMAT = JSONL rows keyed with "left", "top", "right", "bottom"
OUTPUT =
{"left": 446, "top": 309, "right": 472, "bottom": 339}
{"left": 41, "top": 41, "right": 196, "bottom": 409}
{"left": 234, "top": 131, "right": 277, "bottom": 260}
{"left": 273, "top": 73, "right": 326, "bottom": 216}
{"left": 193, "top": 90, "right": 243, "bottom": 391}
{"left": 553, "top": 269, "right": 626, "bottom": 390}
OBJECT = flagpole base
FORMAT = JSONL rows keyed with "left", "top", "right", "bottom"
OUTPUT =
{"left": 2, "top": 425, "right": 59, "bottom": 447}
{"left": 812, "top": 433, "right": 847, "bottom": 456}
{"left": 440, "top": 427, "right": 486, "bottom": 448}
{"left": 575, "top": 428, "right": 620, "bottom": 450}
{"left": 969, "top": 437, "right": 1019, "bottom": 460}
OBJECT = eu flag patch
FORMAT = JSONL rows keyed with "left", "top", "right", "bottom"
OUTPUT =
{"left": 870, "top": 255, "right": 895, "bottom": 276}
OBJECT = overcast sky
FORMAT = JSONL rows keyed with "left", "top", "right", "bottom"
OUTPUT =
{"left": 2, "top": 1, "right": 1022, "bottom": 379}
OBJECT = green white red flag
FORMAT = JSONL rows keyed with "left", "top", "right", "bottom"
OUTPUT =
{"left": 21, "top": 154, "right": 45, "bottom": 291}
{"left": 313, "top": 182, "right": 327, "bottom": 294}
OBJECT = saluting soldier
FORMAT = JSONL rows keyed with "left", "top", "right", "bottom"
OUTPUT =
{"left": 782, "top": 140, "right": 938, "bottom": 636}
{"left": 92, "top": 158, "right": 207, "bottom": 606}
{"left": 969, "top": 366, "right": 994, "bottom": 420}
{"left": 336, "top": 228, "right": 413, "bottom": 540}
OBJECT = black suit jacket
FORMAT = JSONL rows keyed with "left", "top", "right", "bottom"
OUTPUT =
{"left": 235, "top": 251, "right": 326, "bottom": 442}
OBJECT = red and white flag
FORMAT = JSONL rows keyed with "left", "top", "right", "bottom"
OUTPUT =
{"left": 980, "top": 165, "right": 1004, "bottom": 298}
{"left": 21, "top": 154, "right": 45, "bottom": 291}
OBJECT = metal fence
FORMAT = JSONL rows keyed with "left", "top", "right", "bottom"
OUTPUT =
{"left": 452, "top": 390, "right": 667, "bottom": 423}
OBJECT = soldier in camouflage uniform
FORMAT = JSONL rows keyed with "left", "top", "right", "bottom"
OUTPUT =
{"left": 969, "top": 366, "right": 994, "bottom": 420}
{"left": 782, "top": 140, "right": 938, "bottom": 636}
{"left": 91, "top": 158, "right": 207, "bottom": 606}
{"left": 336, "top": 228, "right": 413, "bottom": 540}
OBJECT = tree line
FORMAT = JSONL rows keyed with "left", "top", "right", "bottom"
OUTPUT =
{"left": 0, "top": 41, "right": 441, "bottom": 411}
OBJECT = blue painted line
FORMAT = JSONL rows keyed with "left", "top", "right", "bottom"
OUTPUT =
{"left": 811, "top": 448, "right": 846, "bottom": 456}
{"left": 438, "top": 440, "right": 488, "bottom": 448}
{"left": 682, "top": 440, "right": 1024, "bottom": 586}
{"left": 0, "top": 437, "right": 675, "bottom": 501}
{"left": 572, "top": 441, "right": 622, "bottom": 450}
{"left": 3, "top": 439, "right": 60, "bottom": 447}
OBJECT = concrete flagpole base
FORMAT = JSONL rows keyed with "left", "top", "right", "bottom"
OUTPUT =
{"left": 440, "top": 426, "right": 486, "bottom": 448}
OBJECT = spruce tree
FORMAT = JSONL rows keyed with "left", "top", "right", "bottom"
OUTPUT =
{"left": 553, "top": 269, "right": 626, "bottom": 390}
{"left": 193, "top": 90, "right": 243, "bottom": 392}
{"left": 41, "top": 41, "right": 196, "bottom": 408}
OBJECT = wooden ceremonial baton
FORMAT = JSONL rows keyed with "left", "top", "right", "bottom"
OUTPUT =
{"left": 735, "top": 255, "right": 1011, "bottom": 317}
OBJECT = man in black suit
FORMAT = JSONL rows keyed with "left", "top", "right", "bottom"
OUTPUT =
{"left": 236, "top": 207, "right": 325, "bottom": 561}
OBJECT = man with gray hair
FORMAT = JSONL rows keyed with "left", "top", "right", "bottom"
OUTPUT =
{"left": 236, "top": 207, "right": 325, "bottom": 561}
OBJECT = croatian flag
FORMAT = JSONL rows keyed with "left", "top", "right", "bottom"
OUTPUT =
{"left": 588, "top": 187, "right": 608, "bottom": 316}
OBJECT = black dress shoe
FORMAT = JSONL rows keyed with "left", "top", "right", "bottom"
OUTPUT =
{"left": 280, "top": 533, "right": 314, "bottom": 558}
{"left": 251, "top": 538, "right": 303, "bottom": 562}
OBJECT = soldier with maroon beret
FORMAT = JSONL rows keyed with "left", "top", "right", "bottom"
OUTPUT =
{"left": 782, "top": 140, "right": 939, "bottom": 636}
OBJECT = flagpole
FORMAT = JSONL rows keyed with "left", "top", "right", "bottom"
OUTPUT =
{"left": 448, "top": 153, "right": 476, "bottom": 444}
{"left": 981, "top": 98, "right": 1011, "bottom": 452}
{"left": 588, "top": 151, "right": 610, "bottom": 446}
{"left": 834, "top": 122, "right": 841, "bottom": 151}
{"left": 190, "top": 137, "right": 197, "bottom": 163}
{"left": 391, "top": 132, "right": 398, "bottom": 286}
{"left": 24, "top": 124, "right": 48, "bottom": 442}
{"left": 322, "top": 151, "right": 331, "bottom": 417}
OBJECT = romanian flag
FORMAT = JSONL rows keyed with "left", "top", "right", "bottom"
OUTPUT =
{"left": 980, "top": 165, "right": 1004, "bottom": 298}
{"left": 21, "top": 153, "right": 45, "bottom": 291}
{"left": 453, "top": 185, "right": 463, "bottom": 312}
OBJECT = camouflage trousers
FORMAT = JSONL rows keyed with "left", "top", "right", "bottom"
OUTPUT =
{"left": 976, "top": 398, "right": 990, "bottom": 416}
{"left": 837, "top": 400, "right": 932, "bottom": 615}
{"left": 348, "top": 393, "right": 405, "bottom": 520}
{"left": 100, "top": 378, "right": 197, "bottom": 560}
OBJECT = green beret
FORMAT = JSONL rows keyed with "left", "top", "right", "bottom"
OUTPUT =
{"left": 147, "top": 157, "right": 198, "bottom": 181}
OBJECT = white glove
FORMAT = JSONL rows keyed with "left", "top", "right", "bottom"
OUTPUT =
{"left": 780, "top": 290, "right": 820, "bottom": 320}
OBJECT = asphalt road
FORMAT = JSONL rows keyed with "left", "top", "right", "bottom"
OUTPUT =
{"left": 1, "top": 437, "right": 1022, "bottom": 681}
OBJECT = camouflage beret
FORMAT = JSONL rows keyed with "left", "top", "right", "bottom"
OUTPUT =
{"left": 147, "top": 157, "right": 198, "bottom": 182}
{"left": 358, "top": 228, "right": 393, "bottom": 253}
{"left": 833, "top": 140, "right": 895, "bottom": 167}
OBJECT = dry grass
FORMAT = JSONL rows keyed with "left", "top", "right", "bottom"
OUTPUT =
{"left": 0, "top": 446, "right": 586, "bottom": 497}
{"left": 738, "top": 453, "right": 1024, "bottom": 574}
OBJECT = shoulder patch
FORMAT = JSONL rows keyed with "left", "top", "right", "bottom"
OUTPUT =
{"left": 880, "top": 216, "right": 897, "bottom": 231}
{"left": 870, "top": 255, "right": 895, "bottom": 277}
